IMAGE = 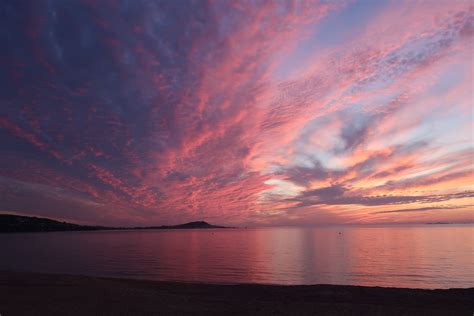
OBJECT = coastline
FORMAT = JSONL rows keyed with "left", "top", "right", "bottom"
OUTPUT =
{"left": 0, "top": 272, "right": 472, "bottom": 315}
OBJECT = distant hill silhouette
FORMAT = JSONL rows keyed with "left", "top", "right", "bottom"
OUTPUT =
{"left": 0, "top": 214, "right": 229, "bottom": 233}
{"left": 138, "top": 221, "right": 227, "bottom": 230}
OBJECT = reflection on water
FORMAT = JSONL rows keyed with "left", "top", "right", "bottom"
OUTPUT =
{"left": 1, "top": 225, "right": 473, "bottom": 288}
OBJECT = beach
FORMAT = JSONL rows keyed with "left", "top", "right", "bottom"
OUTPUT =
{"left": 0, "top": 272, "right": 472, "bottom": 315}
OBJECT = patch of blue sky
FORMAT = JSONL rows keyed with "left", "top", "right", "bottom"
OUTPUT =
{"left": 430, "top": 109, "right": 473, "bottom": 144}
{"left": 272, "top": 0, "right": 388, "bottom": 81}
{"left": 427, "top": 63, "right": 466, "bottom": 96}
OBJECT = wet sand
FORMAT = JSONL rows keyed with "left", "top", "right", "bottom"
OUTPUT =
{"left": 0, "top": 271, "right": 472, "bottom": 315}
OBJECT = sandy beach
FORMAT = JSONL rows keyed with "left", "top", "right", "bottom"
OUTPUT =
{"left": 0, "top": 271, "right": 472, "bottom": 315}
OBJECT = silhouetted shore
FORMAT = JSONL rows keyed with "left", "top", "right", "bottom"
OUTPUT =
{"left": 0, "top": 272, "right": 472, "bottom": 315}
{"left": 0, "top": 214, "right": 229, "bottom": 233}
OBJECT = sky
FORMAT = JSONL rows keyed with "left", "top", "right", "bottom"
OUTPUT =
{"left": 0, "top": 0, "right": 473, "bottom": 226}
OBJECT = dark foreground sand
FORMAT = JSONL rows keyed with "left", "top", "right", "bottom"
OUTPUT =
{"left": 0, "top": 272, "right": 472, "bottom": 315}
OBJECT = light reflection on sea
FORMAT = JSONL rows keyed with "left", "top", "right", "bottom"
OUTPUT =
{"left": 1, "top": 224, "right": 473, "bottom": 289}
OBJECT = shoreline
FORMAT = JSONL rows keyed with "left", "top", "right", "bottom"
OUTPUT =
{"left": 1, "top": 271, "right": 472, "bottom": 315}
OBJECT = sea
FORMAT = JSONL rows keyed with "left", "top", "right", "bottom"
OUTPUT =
{"left": 1, "top": 224, "right": 473, "bottom": 289}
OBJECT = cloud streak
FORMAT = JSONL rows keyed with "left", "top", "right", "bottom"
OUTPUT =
{"left": 373, "top": 205, "right": 470, "bottom": 215}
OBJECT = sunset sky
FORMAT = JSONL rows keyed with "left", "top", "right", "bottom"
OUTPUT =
{"left": 1, "top": 0, "right": 473, "bottom": 226}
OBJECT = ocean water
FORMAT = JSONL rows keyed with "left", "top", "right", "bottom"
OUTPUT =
{"left": 1, "top": 225, "right": 473, "bottom": 289}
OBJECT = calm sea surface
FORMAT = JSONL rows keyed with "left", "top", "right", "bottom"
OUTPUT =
{"left": 1, "top": 225, "right": 473, "bottom": 289}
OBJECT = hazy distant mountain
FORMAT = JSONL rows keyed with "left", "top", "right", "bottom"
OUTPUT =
{"left": 0, "top": 214, "right": 229, "bottom": 233}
